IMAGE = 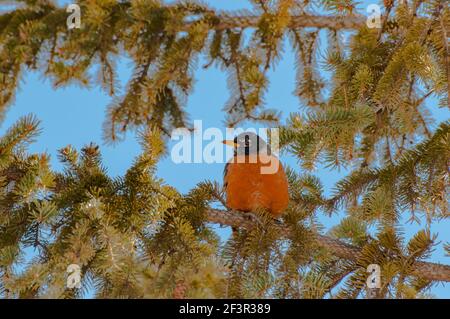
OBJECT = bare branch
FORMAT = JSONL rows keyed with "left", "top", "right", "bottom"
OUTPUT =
{"left": 206, "top": 208, "right": 450, "bottom": 283}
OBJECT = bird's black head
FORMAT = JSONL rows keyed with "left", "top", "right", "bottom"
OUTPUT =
{"left": 223, "top": 132, "right": 270, "bottom": 156}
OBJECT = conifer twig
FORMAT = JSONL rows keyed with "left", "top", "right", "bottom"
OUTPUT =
{"left": 205, "top": 208, "right": 450, "bottom": 283}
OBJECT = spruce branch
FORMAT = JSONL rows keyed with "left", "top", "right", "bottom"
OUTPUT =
{"left": 205, "top": 208, "right": 450, "bottom": 283}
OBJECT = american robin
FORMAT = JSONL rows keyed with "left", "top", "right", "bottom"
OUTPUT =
{"left": 222, "top": 132, "right": 289, "bottom": 218}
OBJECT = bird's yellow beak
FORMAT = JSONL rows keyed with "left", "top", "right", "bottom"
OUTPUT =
{"left": 222, "top": 140, "right": 238, "bottom": 147}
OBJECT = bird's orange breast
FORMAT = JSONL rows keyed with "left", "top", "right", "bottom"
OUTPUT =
{"left": 224, "top": 154, "right": 289, "bottom": 217}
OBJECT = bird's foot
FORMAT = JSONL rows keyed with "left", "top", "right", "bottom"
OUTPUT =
{"left": 245, "top": 212, "right": 283, "bottom": 228}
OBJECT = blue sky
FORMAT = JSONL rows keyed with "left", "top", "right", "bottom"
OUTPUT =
{"left": 1, "top": 0, "right": 448, "bottom": 298}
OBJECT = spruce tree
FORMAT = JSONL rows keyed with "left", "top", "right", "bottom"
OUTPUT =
{"left": 0, "top": 0, "right": 448, "bottom": 299}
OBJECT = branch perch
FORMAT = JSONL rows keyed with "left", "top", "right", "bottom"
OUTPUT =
{"left": 200, "top": 14, "right": 366, "bottom": 30}
{"left": 206, "top": 208, "right": 450, "bottom": 283}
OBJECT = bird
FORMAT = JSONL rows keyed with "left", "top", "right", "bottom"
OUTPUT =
{"left": 222, "top": 132, "right": 289, "bottom": 219}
